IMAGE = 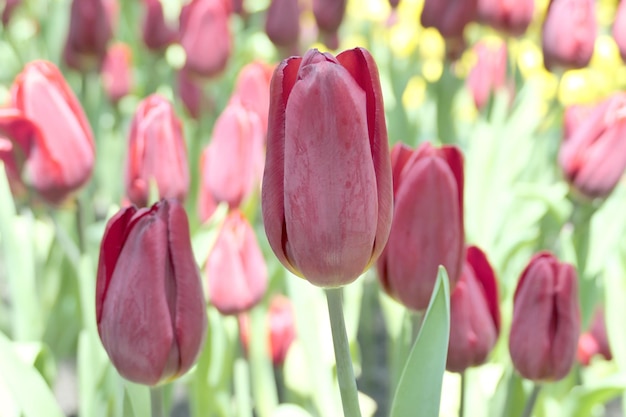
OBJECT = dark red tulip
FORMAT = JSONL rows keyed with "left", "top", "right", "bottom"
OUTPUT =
{"left": 466, "top": 40, "right": 508, "bottom": 110}
{"left": 313, "top": 0, "right": 346, "bottom": 49}
{"left": 558, "top": 93, "right": 626, "bottom": 199}
{"left": 262, "top": 48, "right": 393, "bottom": 287}
{"left": 96, "top": 199, "right": 207, "bottom": 385}
{"left": 477, "top": 0, "right": 534, "bottom": 36}
{"left": 176, "top": 69, "right": 211, "bottom": 119}
{"left": 0, "top": 60, "right": 95, "bottom": 204}
{"left": 542, "top": 0, "right": 596, "bottom": 71}
{"left": 421, "top": 0, "right": 477, "bottom": 39}
{"left": 509, "top": 252, "right": 580, "bottom": 381}
{"left": 206, "top": 210, "right": 268, "bottom": 315}
{"left": 1, "top": 0, "right": 21, "bottom": 26}
{"left": 265, "top": 0, "right": 300, "bottom": 51}
{"left": 125, "top": 95, "right": 189, "bottom": 207}
{"left": 142, "top": 0, "right": 178, "bottom": 51}
{"left": 377, "top": 142, "right": 464, "bottom": 311}
{"left": 447, "top": 246, "right": 500, "bottom": 373}
{"left": 101, "top": 43, "right": 132, "bottom": 104}
{"left": 577, "top": 308, "right": 612, "bottom": 365}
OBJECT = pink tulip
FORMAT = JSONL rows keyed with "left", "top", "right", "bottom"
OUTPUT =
{"left": 614, "top": 0, "right": 626, "bottom": 62}
{"left": 577, "top": 308, "right": 612, "bottom": 365}
{"left": 265, "top": 0, "right": 301, "bottom": 51}
{"left": 477, "top": 0, "right": 534, "bottom": 36}
{"left": 466, "top": 40, "right": 508, "bottom": 110}
{"left": 101, "top": 43, "right": 132, "bottom": 104}
{"left": 230, "top": 61, "right": 274, "bottom": 135}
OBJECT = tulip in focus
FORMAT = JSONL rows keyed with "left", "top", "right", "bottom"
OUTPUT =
{"left": 541, "top": 0, "right": 597, "bottom": 71}
{"left": 313, "top": 0, "right": 347, "bottom": 49}
{"left": 96, "top": 199, "right": 207, "bottom": 385}
{"left": 101, "top": 43, "right": 132, "bottom": 104}
{"left": 509, "top": 252, "right": 580, "bottom": 381}
{"left": 577, "top": 308, "right": 612, "bottom": 365}
{"left": 613, "top": 0, "right": 626, "bottom": 63}
{"left": 477, "top": 0, "right": 534, "bottom": 37}
{"left": 0, "top": 60, "right": 95, "bottom": 204}
{"left": 262, "top": 47, "right": 393, "bottom": 287}
{"left": 142, "top": 0, "right": 178, "bottom": 51}
{"left": 206, "top": 210, "right": 268, "bottom": 315}
{"left": 558, "top": 93, "right": 626, "bottom": 199}
{"left": 377, "top": 142, "right": 464, "bottom": 311}
{"left": 447, "top": 246, "right": 500, "bottom": 373}
{"left": 466, "top": 40, "right": 508, "bottom": 110}
{"left": 265, "top": 0, "right": 301, "bottom": 53}
{"left": 125, "top": 94, "right": 189, "bottom": 207}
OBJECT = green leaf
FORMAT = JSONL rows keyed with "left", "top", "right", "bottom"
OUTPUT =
{"left": 563, "top": 374, "right": 626, "bottom": 417}
{"left": 389, "top": 266, "right": 451, "bottom": 417}
{"left": 124, "top": 381, "right": 151, "bottom": 417}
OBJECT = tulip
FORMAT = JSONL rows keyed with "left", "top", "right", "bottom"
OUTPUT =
{"left": 313, "top": 0, "right": 347, "bottom": 49}
{"left": 541, "top": 0, "right": 596, "bottom": 72}
{"left": 125, "top": 94, "right": 189, "bottom": 207}
{"left": 577, "top": 308, "right": 612, "bottom": 365}
{"left": 447, "top": 246, "right": 500, "bottom": 373}
{"left": 477, "top": 0, "right": 534, "bottom": 37}
{"left": 558, "top": 93, "right": 626, "bottom": 199}
{"left": 377, "top": 142, "right": 464, "bottom": 311}
{"left": 63, "top": 0, "right": 117, "bottom": 71}
{"left": 230, "top": 61, "right": 274, "bottom": 135}
{"left": 1, "top": 0, "right": 21, "bottom": 26}
{"left": 421, "top": 0, "right": 477, "bottom": 40}
{"left": 509, "top": 252, "right": 580, "bottom": 381}
{"left": 142, "top": 0, "right": 178, "bottom": 51}
{"left": 179, "top": 0, "right": 231, "bottom": 79}
{"left": 177, "top": 69, "right": 211, "bottom": 119}
{"left": 466, "top": 40, "right": 508, "bottom": 110}
{"left": 262, "top": 48, "right": 393, "bottom": 287}
{"left": 206, "top": 210, "right": 268, "bottom": 315}
{"left": 265, "top": 0, "right": 301, "bottom": 51}
{"left": 613, "top": 0, "right": 626, "bottom": 62}
{"left": 0, "top": 60, "right": 95, "bottom": 204}
{"left": 198, "top": 99, "right": 264, "bottom": 222}
{"left": 96, "top": 199, "right": 207, "bottom": 385}
{"left": 561, "top": 102, "right": 594, "bottom": 141}
{"left": 101, "top": 43, "right": 132, "bottom": 104}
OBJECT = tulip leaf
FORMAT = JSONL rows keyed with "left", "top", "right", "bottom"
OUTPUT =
{"left": 389, "top": 266, "right": 450, "bottom": 417}
{"left": 0, "top": 330, "right": 65, "bottom": 417}
{"left": 563, "top": 374, "right": 626, "bottom": 417}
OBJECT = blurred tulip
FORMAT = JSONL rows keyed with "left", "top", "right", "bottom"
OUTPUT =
{"left": 541, "top": 0, "right": 596, "bottom": 71}
{"left": 313, "top": 0, "right": 346, "bottom": 49}
{"left": 96, "top": 199, "right": 207, "bottom": 385}
{"left": 0, "top": 60, "right": 95, "bottom": 204}
{"left": 388, "top": 0, "right": 400, "bottom": 8}
{"left": 206, "top": 210, "right": 268, "bottom": 315}
{"left": 142, "top": 0, "right": 178, "bottom": 51}
{"left": 561, "top": 102, "right": 594, "bottom": 140}
{"left": 509, "top": 252, "right": 580, "bottom": 381}
{"left": 421, "top": 0, "right": 477, "bottom": 39}
{"left": 177, "top": 69, "right": 211, "bottom": 119}
{"left": 262, "top": 48, "right": 393, "bottom": 287}
{"left": 63, "top": 0, "right": 117, "bottom": 71}
{"left": 198, "top": 99, "right": 264, "bottom": 222}
{"left": 231, "top": 61, "right": 274, "bottom": 135}
{"left": 125, "top": 94, "right": 189, "bottom": 207}
{"left": 377, "top": 142, "right": 464, "bottom": 311}
{"left": 239, "top": 295, "right": 297, "bottom": 366}
{"left": 613, "top": 0, "right": 626, "bottom": 62}
{"left": 477, "top": 0, "right": 534, "bottom": 36}
{"left": 265, "top": 0, "right": 300, "bottom": 52}
{"left": 231, "top": 0, "right": 244, "bottom": 14}
{"left": 466, "top": 40, "right": 508, "bottom": 110}
{"left": 1, "top": 0, "right": 20, "bottom": 26}
{"left": 577, "top": 308, "right": 612, "bottom": 365}
{"left": 179, "top": 0, "right": 232, "bottom": 79}
{"left": 447, "top": 246, "right": 500, "bottom": 373}
{"left": 101, "top": 43, "right": 132, "bottom": 104}
{"left": 558, "top": 93, "right": 626, "bottom": 199}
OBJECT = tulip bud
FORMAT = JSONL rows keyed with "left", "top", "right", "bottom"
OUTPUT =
{"left": 176, "top": 69, "right": 212, "bottom": 119}
{"left": 477, "top": 0, "right": 534, "bottom": 37}
{"left": 125, "top": 94, "right": 189, "bottom": 207}
{"left": 447, "top": 246, "right": 500, "bottom": 373}
{"left": 313, "top": 0, "right": 347, "bottom": 49}
{"left": 377, "top": 142, "right": 464, "bottom": 311}
{"left": 179, "top": 0, "right": 232, "bottom": 79}
{"left": 558, "top": 93, "right": 626, "bottom": 200}
{"left": 0, "top": 61, "right": 95, "bottom": 204}
{"left": 231, "top": 61, "right": 274, "bottom": 135}
{"left": 198, "top": 100, "right": 264, "bottom": 222}
{"left": 466, "top": 40, "right": 508, "bottom": 110}
{"left": 265, "top": 0, "right": 301, "bottom": 52}
{"left": 96, "top": 199, "right": 207, "bottom": 385}
{"left": 421, "top": 0, "right": 477, "bottom": 40}
{"left": 63, "top": 0, "right": 117, "bottom": 71}
{"left": 577, "top": 308, "right": 612, "bottom": 365}
{"left": 562, "top": 102, "right": 594, "bottom": 141}
{"left": 541, "top": 0, "right": 596, "bottom": 72}
{"left": 614, "top": 0, "right": 626, "bottom": 62}
{"left": 206, "top": 210, "right": 268, "bottom": 315}
{"left": 101, "top": 43, "right": 132, "bottom": 104}
{"left": 1, "top": 0, "right": 20, "bottom": 26}
{"left": 509, "top": 252, "right": 580, "bottom": 381}
{"left": 142, "top": 0, "right": 178, "bottom": 51}
{"left": 262, "top": 48, "right": 393, "bottom": 287}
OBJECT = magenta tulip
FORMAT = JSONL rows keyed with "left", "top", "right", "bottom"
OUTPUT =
{"left": 477, "top": 0, "right": 534, "bottom": 36}
{"left": 265, "top": 0, "right": 301, "bottom": 51}
{"left": 466, "top": 40, "right": 508, "bottom": 110}
{"left": 421, "top": 0, "right": 477, "bottom": 39}
{"left": 142, "top": 0, "right": 178, "bottom": 51}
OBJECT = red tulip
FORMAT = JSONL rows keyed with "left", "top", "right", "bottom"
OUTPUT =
{"left": 125, "top": 94, "right": 189, "bottom": 207}
{"left": 466, "top": 40, "right": 508, "bottom": 110}
{"left": 206, "top": 210, "right": 268, "bottom": 315}
{"left": 265, "top": 0, "right": 301, "bottom": 51}
{"left": 262, "top": 48, "right": 393, "bottom": 287}
{"left": 558, "top": 93, "right": 626, "bottom": 199}
{"left": 0, "top": 60, "right": 95, "bottom": 204}
{"left": 96, "top": 199, "right": 207, "bottom": 385}
{"left": 377, "top": 142, "right": 464, "bottom": 311}
{"left": 447, "top": 246, "right": 500, "bottom": 373}
{"left": 542, "top": 0, "right": 596, "bottom": 71}
{"left": 477, "top": 0, "right": 534, "bottom": 36}
{"left": 101, "top": 43, "right": 132, "bottom": 104}
{"left": 142, "top": 0, "right": 178, "bottom": 51}
{"left": 577, "top": 308, "right": 612, "bottom": 365}
{"left": 509, "top": 252, "right": 580, "bottom": 381}
{"left": 179, "top": 0, "right": 232, "bottom": 79}
{"left": 421, "top": 0, "right": 477, "bottom": 39}
{"left": 177, "top": 69, "right": 212, "bottom": 119}
{"left": 231, "top": 61, "right": 274, "bottom": 135}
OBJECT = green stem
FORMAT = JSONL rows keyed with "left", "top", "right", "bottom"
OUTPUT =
{"left": 521, "top": 384, "right": 541, "bottom": 417}
{"left": 75, "top": 197, "right": 86, "bottom": 253}
{"left": 325, "top": 288, "right": 362, "bottom": 417}
{"left": 234, "top": 358, "right": 253, "bottom": 417}
{"left": 150, "top": 386, "right": 165, "bottom": 417}
{"left": 248, "top": 306, "right": 279, "bottom": 417}
{"left": 459, "top": 371, "right": 465, "bottom": 417}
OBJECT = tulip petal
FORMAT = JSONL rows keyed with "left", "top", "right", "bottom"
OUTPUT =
{"left": 467, "top": 245, "right": 500, "bottom": 333}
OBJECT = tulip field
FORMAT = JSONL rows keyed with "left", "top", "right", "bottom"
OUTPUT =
{"left": 2, "top": 0, "right": 626, "bottom": 416}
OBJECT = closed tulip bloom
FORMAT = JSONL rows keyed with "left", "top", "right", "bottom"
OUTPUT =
{"left": 313, "top": 0, "right": 346, "bottom": 49}
{"left": 96, "top": 199, "right": 207, "bottom": 385}
{"left": 101, "top": 43, "right": 132, "bottom": 104}
{"left": 613, "top": 0, "right": 626, "bottom": 62}
{"left": 509, "top": 252, "right": 580, "bottom": 381}
{"left": 467, "top": 40, "right": 508, "bottom": 110}
{"left": 477, "top": 0, "right": 534, "bottom": 36}
{"left": 262, "top": 48, "right": 393, "bottom": 287}
{"left": 0, "top": 60, "right": 95, "bottom": 204}
{"left": 421, "top": 0, "right": 478, "bottom": 39}
{"left": 206, "top": 210, "right": 268, "bottom": 315}
{"left": 231, "top": 61, "right": 274, "bottom": 135}
{"left": 562, "top": 103, "right": 594, "bottom": 141}
{"left": 177, "top": 69, "right": 211, "bottom": 119}
{"left": 542, "top": 0, "right": 597, "bottom": 71}
{"left": 142, "top": 0, "right": 178, "bottom": 51}
{"left": 558, "top": 93, "right": 626, "bottom": 199}
{"left": 2, "top": 0, "right": 21, "bottom": 26}
{"left": 179, "top": 0, "right": 232, "bottom": 79}
{"left": 377, "top": 142, "right": 464, "bottom": 311}
{"left": 447, "top": 246, "right": 500, "bottom": 373}
{"left": 577, "top": 308, "right": 612, "bottom": 365}
{"left": 265, "top": 0, "right": 300, "bottom": 50}
{"left": 125, "top": 95, "right": 189, "bottom": 207}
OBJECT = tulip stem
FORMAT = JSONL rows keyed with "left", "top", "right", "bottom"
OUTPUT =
{"left": 521, "top": 384, "right": 541, "bottom": 417}
{"left": 150, "top": 386, "right": 165, "bottom": 417}
{"left": 326, "top": 288, "right": 362, "bottom": 417}
{"left": 459, "top": 371, "right": 466, "bottom": 417}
